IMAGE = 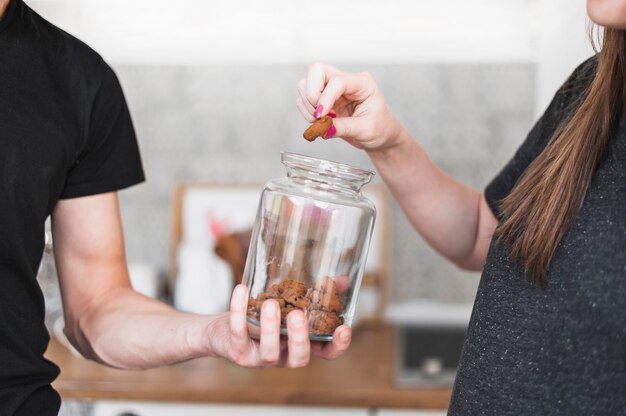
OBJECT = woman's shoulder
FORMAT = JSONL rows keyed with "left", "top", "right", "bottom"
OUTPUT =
{"left": 570, "top": 55, "right": 598, "bottom": 78}
{"left": 555, "top": 56, "right": 598, "bottom": 109}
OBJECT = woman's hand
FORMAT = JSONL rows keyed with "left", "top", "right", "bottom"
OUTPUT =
{"left": 205, "top": 284, "right": 352, "bottom": 368}
{"left": 297, "top": 62, "right": 403, "bottom": 152}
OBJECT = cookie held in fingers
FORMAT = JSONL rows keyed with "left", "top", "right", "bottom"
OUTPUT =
{"left": 303, "top": 116, "right": 333, "bottom": 141}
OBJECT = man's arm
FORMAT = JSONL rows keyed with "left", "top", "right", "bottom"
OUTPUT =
{"left": 52, "top": 192, "right": 215, "bottom": 368}
{"left": 52, "top": 192, "right": 351, "bottom": 370}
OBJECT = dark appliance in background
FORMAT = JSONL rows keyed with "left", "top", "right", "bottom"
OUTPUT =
{"left": 395, "top": 325, "right": 467, "bottom": 387}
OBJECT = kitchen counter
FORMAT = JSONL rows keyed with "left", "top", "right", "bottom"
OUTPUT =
{"left": 46, "top": 324, "right": 452, "bottom": 409}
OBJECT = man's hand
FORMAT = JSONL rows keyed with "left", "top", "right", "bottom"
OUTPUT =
{"left": 206, "top": 284, "right": 352, "bottom": 368}
{"left": 52, "top": 192, "right": 351, "bottom": 369}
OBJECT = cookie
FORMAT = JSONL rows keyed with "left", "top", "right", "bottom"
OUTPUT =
{"left": 284, "top": 292, "right": 312, "bottom": 309}
{"left": 303, "top": 116, "right": 333, "bottom": 141}
{"left": 279, "top": 279, "right": 307, "bottom": 296}
{"left": 308, "top": 309, "right": 344, "bottom": 334}
{"left": 247, "top": 276, "right": 346, "bottom": 336}
{"left": 313, "top": 277, "right": 340, "bottom": 296}
{"left": 310, "top": 289, "right": 344, "bottom": 314}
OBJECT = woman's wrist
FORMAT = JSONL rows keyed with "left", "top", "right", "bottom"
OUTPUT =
{"left": 366, "top": 125, "right": 416, "bottom": 165}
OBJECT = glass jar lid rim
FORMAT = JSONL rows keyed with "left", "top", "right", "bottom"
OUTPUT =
{"left": 281, "top": 152, "right": 375, "bottom": 179}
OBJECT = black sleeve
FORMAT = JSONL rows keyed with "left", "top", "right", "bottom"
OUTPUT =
{"left": 60, "top": 64, "right": 145, "bottom": 199}
{"left": 484, "top": 57, "right": 596, "bottom": 219}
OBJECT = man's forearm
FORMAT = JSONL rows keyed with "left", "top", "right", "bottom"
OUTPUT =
{"left": 0, "top": 0, "right": 10, "bottom": 20}
{"left": 367, "top": 128, "right": 494, "bottom": 270}
{"left": 68, "top": 287, "right": 217, "bottom": 369}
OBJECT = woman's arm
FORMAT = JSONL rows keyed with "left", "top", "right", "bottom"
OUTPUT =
{"left": 367, "top": 128, "right": 497, "bottom": 270}
{"left": 298, "top": 63, "right": 497, "bottom": 270}
{"left": 51, "top": 192, "right": 350, "bottom": 370}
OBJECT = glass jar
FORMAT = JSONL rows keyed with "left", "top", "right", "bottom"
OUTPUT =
{"left": 243, "top": 152, "right": 376, "bottom": 341}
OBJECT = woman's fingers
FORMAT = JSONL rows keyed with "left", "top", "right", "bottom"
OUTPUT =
{"left": 317, "top": 73, "right": 372, "bottom": 118}
{"left": 285, "top": 310, "right": 311, "bottom": 368}
{"left": 305, "top": 62, "right": 342, "bottom": 111}
{"left": 323, "top": 116, "right": 372, "bottom": 144}
{"left": 298, "top": 63, "right": 397, "bottom": 151}
{"left": 259, "top": 299, "right": 282, "bottom": 365}
{"left": 228, "top": 284, "right": 252, "bottom": 357}
{"left": 312, "top": 325, "right": 352, "bottom": 360}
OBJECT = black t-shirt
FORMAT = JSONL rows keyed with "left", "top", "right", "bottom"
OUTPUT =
{"left": 449, "top": 58, "right": 626, "bottom": 415}
{"left": 0, "top": 1, "right": 144, "bottom": 414}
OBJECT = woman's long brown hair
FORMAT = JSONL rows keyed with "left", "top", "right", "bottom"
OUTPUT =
{"left": 497, "top": 27, "right": 626, "bottom": 284}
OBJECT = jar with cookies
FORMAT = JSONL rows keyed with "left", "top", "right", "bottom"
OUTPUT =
{"left": 243, "top": 152, "right": 376, "bottom": 341}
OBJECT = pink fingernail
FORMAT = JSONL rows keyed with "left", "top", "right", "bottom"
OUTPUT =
{"left": 328, "top": 111, "right": 336, "bottom": 118}
{"left": 314, "top": 104, "right": 324, "bottom": 119}
{"left": 323, "top": 125, "right": 337, "bottom": 139}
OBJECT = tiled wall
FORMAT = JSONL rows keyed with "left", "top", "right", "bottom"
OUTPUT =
{"left": 115, "top": 63, "right": 535, "bottom": 303}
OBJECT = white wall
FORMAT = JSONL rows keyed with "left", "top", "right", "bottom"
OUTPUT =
{"left": 30, "top": 0, "right": 534, "bottom": 64}
{"left": 533, "top": 0, "right": 594, "bottom": 116}
{"left": 28, "top": 0, "right": 594, "bottom": 115}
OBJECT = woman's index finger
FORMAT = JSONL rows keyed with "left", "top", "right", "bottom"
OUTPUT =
{"left": 305, "top": 62, "right": 342, "bottom": 109}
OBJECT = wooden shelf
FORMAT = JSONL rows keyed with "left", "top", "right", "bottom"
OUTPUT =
{"left": 47, "top": 325, "right": 451, "bottom": 409}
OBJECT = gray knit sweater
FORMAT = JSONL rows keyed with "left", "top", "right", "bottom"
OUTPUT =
{"left": 448, "top": 57, "right": 626, "bottom": 415}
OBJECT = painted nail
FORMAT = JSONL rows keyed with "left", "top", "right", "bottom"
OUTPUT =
{"left": 328, "top": 111, "right": 336, "bottom": 118}
{"left": 323, "top": 125, "right": 337, "bottom": 139}
{"left": 314, "top": 104, "right": 324, "bottom": 119}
